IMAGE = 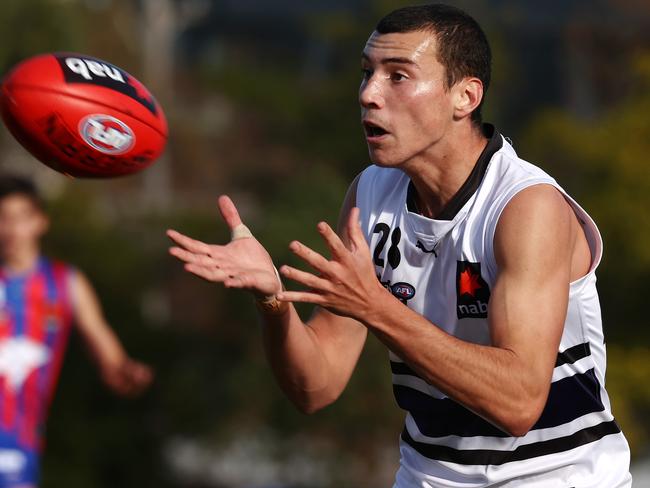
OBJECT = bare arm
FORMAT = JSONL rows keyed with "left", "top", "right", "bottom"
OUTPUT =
{"left": 279, "top": 184, "right": 584, "bottom": 435}
{"left": 167, "top": 179, "right": 367, "bottom": 413}
{"left": 261, "top": 176, "right": 367, "bottom": 412}
{"left": 71, "top": 270, "right": 153, "bottom": 396}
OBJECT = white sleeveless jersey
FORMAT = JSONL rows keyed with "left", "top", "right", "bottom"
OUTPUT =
{"left": 356, "top": 131, "right": 631, "bottom": 488}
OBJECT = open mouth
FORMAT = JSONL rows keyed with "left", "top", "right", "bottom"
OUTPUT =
{"left": 364, "top": 121, "right": 389, "bottom": 138}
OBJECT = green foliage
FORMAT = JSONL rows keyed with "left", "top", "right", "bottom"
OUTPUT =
{"left": 0, "top": 0, "right": 86, "bottom": 70}
{"left": 607, "top": 346, "right": 650, "bottom": 457}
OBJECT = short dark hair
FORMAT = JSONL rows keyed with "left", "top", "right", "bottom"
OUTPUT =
{"left": 376, "top": 4, "right": 491, "bottom": 125}
{"left": 0, "top": 175, "right": 45, "bottom": 211}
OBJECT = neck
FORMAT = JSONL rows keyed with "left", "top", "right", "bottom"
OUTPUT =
{"left": 1, "top": 247, "right": 40, "bottom": 275}
{"left": 404, "top": 123, "right": 488, "bottom": 219}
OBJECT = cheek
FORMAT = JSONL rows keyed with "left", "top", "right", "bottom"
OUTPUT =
{"left": 401, "top": 82, "right": 449, "bottom": 126}
{"left": 411, "top": 80, "right": 438, "bottom": 98}
{"left": 12, "top": 219, "right": 44, "bottom": 240}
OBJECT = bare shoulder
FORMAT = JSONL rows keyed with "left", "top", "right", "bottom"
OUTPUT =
{"left": 499, "top": 184, "right": 572, "bottom": 227}
{"left": 67, "top": 267, "right": 100, "bottom": 307}
{"left": 494, "top": 184, "right": 575, "bottom": 272}
{"left": 68, "top": 266, "right": 88, "bottom": 290}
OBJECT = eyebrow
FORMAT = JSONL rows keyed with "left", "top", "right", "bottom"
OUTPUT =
{"left": 361, "top": 52, "right": 418, "bottom": 67}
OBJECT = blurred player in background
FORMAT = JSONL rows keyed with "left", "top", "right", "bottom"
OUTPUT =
{"left": 0, "top": 176, "right": 153, "bottom": 488}
{"left": 168, "top": 3, "right": 631, "bottom": 487}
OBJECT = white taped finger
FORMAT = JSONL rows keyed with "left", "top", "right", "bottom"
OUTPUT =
{"left": 231, "top": 223, "right": 254, "bottom": 241}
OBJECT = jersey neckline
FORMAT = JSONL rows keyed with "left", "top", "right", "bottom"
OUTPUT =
{"left": 0, "top": 256, "right": 46, "bottom": 281}
{"left": 406, "top": 123, "right": 503, "bottom": 221}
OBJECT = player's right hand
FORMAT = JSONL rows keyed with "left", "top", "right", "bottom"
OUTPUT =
{"left": 103, "top": 357, "right": 154, "bottom": 397}
{"left": 167, "top": 195, "right": 281, "bottom": 297}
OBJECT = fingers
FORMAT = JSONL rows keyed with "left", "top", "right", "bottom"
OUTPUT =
{"left": 288, "top": 240, "right": 331, "bottom": 273}
{"left": 217, "top": 196, "right": 255, "bottom": 241}
{"left": 276, "top": 290, "right": 326, "bottom": 305}
{"left": 288, "top": 219, "right": 361, "bottom": 274}
{"left": 184, "top": 263, "right": 230, "bottom": 283}
{"left": 105, "top": 360, "right": 153, "bottom": 397}
{"left": 231, "top": 223, "right": 254, "bottom": 241}
{"left": 172, "top": 248, "right": 257, "bottom": 287}
{"left": 121, "top": 362, "right": 154, "bottom": 396}
{"left": 182, "top": 263, "right": 254, "bottom": 289}
{"left": 279, "top": 265, "right": 332, "bottom": 291}
{"left": 170, "top": 248, "right": 244, "bottom": 286}
{"left": 346, "top": 207, "right": 369, "bottom": 252}
{"left": 316, "top": 221, "right": 349, "bottom": 259}
{"left": 128, "top": 362, "right": 154, "bottom": 389}
{"left": 217, "top": 195, "right": 243, "bottom": 230}
{"left": 169, "top": 246, "right": 219, "bottom": 267}
{"left": 166, "top": 229, "right": 212, "bottom": 255}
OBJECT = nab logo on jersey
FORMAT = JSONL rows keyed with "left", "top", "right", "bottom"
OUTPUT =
{"left": 456, "top": 261, "right": 490, "bottom": 319}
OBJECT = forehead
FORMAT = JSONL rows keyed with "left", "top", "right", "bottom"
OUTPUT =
{"left": 362, "top": 30, "right": 438, "bottom": 64}
{"left": 0, "top": 194, "right": 41, "bottom": 213}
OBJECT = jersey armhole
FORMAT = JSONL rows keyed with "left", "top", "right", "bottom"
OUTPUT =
{"left": 485, "top": 180, "right": 603, "bottom": 280}
{"left": 338, "top": 172, "right": 362, "bottom": 227}
{"left": 559, "top": 194, "right": 603, "bottom": 275}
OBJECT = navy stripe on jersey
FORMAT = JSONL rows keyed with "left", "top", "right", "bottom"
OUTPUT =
{"left": 391, "top": 342, "right": 592, "bottom": 380}
{"left": 401, "top": 419, "right": 621, "bottom": 466}
{"left": 390, "top": 361, "right": 419, "bottom": 377}
{"left": 394, "top": 369, "right": 604, "bottom": 438}
{"left": 555, "top": 342, "right": 591, "bottom": 367}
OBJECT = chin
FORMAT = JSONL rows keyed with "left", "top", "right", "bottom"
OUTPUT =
{"left": 372, "top": 159, "right": 397, "bottom": 168}
{"left": 368, "top": 150, "right": 403, "bottom": 168}
{"left": 1, "top": 243, "right": 24, "bottom": 258}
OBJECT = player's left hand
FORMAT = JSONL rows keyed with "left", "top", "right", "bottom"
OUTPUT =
{"left": 277, "top": 207, "right": 388, "bottom": 321}
{"left": 103, "top": 358, "right": 154, "bottom": 398}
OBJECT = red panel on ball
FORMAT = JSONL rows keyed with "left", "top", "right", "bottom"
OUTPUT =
{"left": 0, "top": 52, "right": 168, "bottom": 178}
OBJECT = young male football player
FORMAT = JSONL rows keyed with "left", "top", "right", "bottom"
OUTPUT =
{"left": 0, "top": 176, "right": 153, "bottom": 488}
{"left": 168, "top": 4, "right": 631, "bottom": 487}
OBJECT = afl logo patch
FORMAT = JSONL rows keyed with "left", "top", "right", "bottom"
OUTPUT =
{"left": 391, "top": 282, "right": 416, "bottom": 301}
{"left": 79, "top": 114, "right": 135, "bottom": 154}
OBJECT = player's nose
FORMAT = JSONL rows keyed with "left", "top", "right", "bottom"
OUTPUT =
{"left": 359, "top": 77, "right": 384, "bottom": 110}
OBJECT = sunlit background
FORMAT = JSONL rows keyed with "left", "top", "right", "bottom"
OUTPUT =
{"left": 0, "top": 0, "right": 649, "bottom": 486}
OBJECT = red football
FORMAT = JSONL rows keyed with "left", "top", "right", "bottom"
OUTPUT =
{"left": 0, "top": 52, "right": 168, "bottom": 178}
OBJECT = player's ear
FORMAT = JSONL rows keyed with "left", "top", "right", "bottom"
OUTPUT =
{"left": 453, "top": 77, "right": 483, "bottom": 120}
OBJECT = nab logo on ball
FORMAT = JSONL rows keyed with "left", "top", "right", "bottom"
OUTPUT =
{"left": 56, "top": 55, "right": 158, "bottom": 116}
{"left": 79, "top": 115, "right": 135, "bottom": 155}
{"left": 64, "top": 57, "right": 124, "bottom": 82}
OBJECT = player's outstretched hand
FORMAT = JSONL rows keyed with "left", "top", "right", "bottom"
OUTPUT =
{"left": 277, "top": 207, "right": 387, "bottom": 321}
{"left": 103, "top": 357, "right": 154, "bottom": 398}
{"left": 167, "top": 195, "right": 281, "bottom": 297}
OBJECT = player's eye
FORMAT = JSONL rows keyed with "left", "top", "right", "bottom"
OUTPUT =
{"left": 390, "top": 72, "right": 408, "bottom": 82}
{"left": 361, "top": 68, "right": 373, "bottom": 80}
